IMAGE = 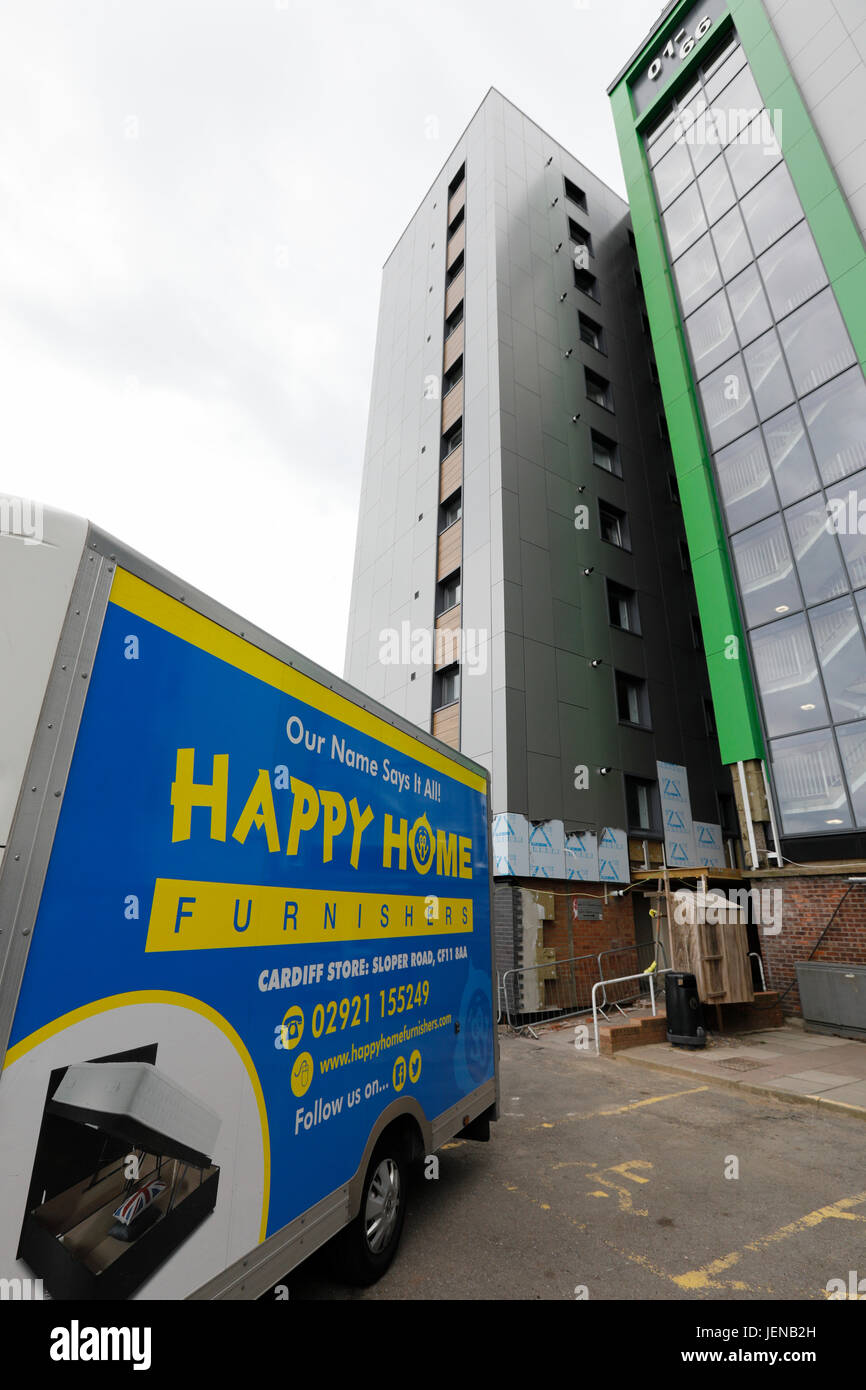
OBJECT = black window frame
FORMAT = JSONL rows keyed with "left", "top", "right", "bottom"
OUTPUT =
{"left": 564, "top": 176, "right": 587, "bottom": 212}
{"left": 574, "top": 266, "right": 600, "bottom": 302}
{"left": 433, "top": 661, "right": 461, "bottom": 709}
{"left": 443, "top": 355, "right": 464, "bottom": 395}
{"left": 446, "top": 250, "right": 464, "bottom": 286}
{"left": 439, "top": 490, "right": 462, "bottom": 532}
{"left": 607, "top": 579, "right": 641, "bottom": 635}
{"left": 599, "top": 498, "right": 630, "bottom": 550}
{"left": 436, "top": 570, "right": 461, "bottom": 616}
{"left": 625, "top": 775, "right": 661, "bottom": 834}
{"left": 579, "top": 311, "right": 605, "bottom": 353}
{"left": 441, "top": 421, "right": 462, "bottom": 460}
{"left": 585, "top": 368, "right": 613, "bottom": 412}
{"left": 568, "top": 218, "right": 593, "bottom": 256}
{"left": 444, "top": 303, "right": 464, "bottom": 339}
{"left": 591, "top": 429, "right": 621, "bottom": 477}
{"left": 615, "top": 671, "right": 651, "bottom": 728}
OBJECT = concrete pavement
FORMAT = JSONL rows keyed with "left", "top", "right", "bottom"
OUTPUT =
{"left": 616, "top": 1017, "right": 866, "bottom": 1118}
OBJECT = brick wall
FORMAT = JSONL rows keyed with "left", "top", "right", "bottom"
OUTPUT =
{"left": 760, "top": 875, "right": 866, "bottom": 1015}
{"left": 515, "top": 880, "right": 637, "bottom": 963}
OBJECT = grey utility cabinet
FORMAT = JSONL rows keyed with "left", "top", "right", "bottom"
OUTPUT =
{"left": 795, "top": 962, "right": 866, "bottom": 1040}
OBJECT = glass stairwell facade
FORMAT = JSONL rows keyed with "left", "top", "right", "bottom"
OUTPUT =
{"left": 646, "top": 28, "right": 866, "bottom": 839}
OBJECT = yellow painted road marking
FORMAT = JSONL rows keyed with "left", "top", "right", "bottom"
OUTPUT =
{"left": 674, "top": 1190, "right": 866, "bottom": 1290}
{"left": 530, "top": 1085, "right": 708, "bottom": 1130}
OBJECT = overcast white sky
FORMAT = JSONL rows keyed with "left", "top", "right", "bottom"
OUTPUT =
{"left": 2, "top": 0, "right": 667, "bottom": 674}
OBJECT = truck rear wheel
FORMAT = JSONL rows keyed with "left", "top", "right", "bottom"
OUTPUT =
{"left": 334, "top": 1133, "right": 408, "bottom": 1286}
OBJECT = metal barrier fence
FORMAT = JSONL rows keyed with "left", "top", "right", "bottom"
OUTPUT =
{"left": 501, "top": 939, "right": 669, "bottom": 1034}
{"left": 597, "top": 939, "right": 668, "bottom": 1013}
{"left": 502, "top": 951, "right": 601, "bottom": 1032}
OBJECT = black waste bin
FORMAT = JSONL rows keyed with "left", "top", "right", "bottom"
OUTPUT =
{"left": 666, "top": 972, "right": 706, "bottom": 1048}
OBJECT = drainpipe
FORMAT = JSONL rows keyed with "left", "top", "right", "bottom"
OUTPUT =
{"left": 737, "top": 760, "right": 759, "bottom": 870}
{"left": 760, "top": 760, "right": 783, "bottom": 867}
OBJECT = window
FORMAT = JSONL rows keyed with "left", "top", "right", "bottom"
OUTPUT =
{"left": 634, "top": 267, "right": 644, "bottom": 293}
{"left": 658, "top": 412, "right": 669, "bottom": 442}
{"left": 627, "top": 229, "right": 636, "bottom": 252}
{"left": 673, "top": 234, "right": 722, "bottom": 316}
{"left": 625, "top": 776, "right": 659, "bottom": 833}
{"left": 802, "top": 368, "right": 866, "bottom": 487}
{"left": 641, "top": 310, "right": 650, "bottom": 336}
{"left": 446, "top": 250, "right": 464, "bottom": 286}
{"left": 448, "top": 164, "right": 465, "bottom": 197}
{"left": 616, "top": 672, "right": 649, "bottom": 726}
{"left": 679, "top": 538, "right": 690, "bottom": 572}
{"left": 685, "top": 290, "right": 737, "bottom": 380}
{"left": 649, "top": 359, "right": 659, "bottom": 385}
{"left": 585, "top": 369, "right": 612, "bottom": 411}
{"left": 668, "top": 472, "right": 680, "bottom": 503}
{"left": 434, "top": 663, "right": 460, "bottom": 709}
{"left": 574, "top": 266, "right": 600, "bottom": 301}
{"left": 439, "top": 490, "right": 462, "bottom": 531}
{"left": 443, "top": 356, "right": 463, "bottom": 394}
{"left": 568, "top": 219, "right": 593, "bottom": 256}
{"left": 600, "top": 500, "right": 629, "bottom": 549}
{"left": 592, "top": 430, "right": 620, "bottom": 476}
{"left": 436, "top": 571, "right": 461, "bottom": 615}
{"left": 447, "top": 205, "right": 465, "bottom": 236}
{"left": 769, "top": 728, "right": 852, "bottom": 835}
{"left": 564, "top": 177, "right": 587, "bottom": 212}
{"left": 758, "top": 222, "right": 827, "bottom": 321}
{"left": 716, "top": 428, "right": 782, "bottom": 537}
{"left": 703, "top": 698, "right": 717, "bottom": 737}
{"left": 444, "top": 303, "right": 464, "bottom": 339}
{"left": 607, "top": 581, "right": 640, "bottom": 633}
{"left": 690, "top": 613, "right": 703, "bottom": 650}
{"left": 778, "top": 289, "right": 857, "bottom": 398}
{"left": 441, "top": 421, "right": 462, "bottom": 459}
{"left": 579, "top": 312, "right": 604, "bottom": 352}
{"left": 664, "top": 185, "right": 708, "bottom": 261}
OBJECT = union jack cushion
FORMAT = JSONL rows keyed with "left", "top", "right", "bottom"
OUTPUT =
{"left": 113, "top": 1179, "right": 166, "bottom": 1227}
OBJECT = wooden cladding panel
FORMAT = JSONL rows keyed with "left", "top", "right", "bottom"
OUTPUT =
{"left": 437, "top": 519, "right": 462, "bottom": 578}
{"left": 441, "top": 379, "right": 463, "bottom": 434}
{"left": 439, "top": 445, "right": 462, "bottom": 502}
{"left": 446, "top": 222, "right": 465, "bottom": 268}
{"left": 443, "top": 321, "right": 464, "bottom": 372}
{"left": 434, "top": 604, "right": 462, "bottom": 669}
{"left": 448, "top": 183, "right": 465, "bottom": 223}
{"left": 444, "top": 270, "right": 465, "bottom": 319}
{"left": 432, "top": 702, "right": 460, "bottom": 748}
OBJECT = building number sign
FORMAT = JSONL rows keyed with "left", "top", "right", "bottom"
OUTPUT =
{"left": 647, "top": 15, "right": 713, "bottom": 81}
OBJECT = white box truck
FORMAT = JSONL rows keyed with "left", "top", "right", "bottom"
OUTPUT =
{"left": 0, "top": 503, "right": 498, "bottom": 1300}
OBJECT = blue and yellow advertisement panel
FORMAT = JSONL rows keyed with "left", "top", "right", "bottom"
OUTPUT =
{"left": 1, "top": 570, "right": 494, "bottom": 1299}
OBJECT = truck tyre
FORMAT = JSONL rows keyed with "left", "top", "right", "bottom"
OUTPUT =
{"left": 335, "top": 1133, "right": 408, "bottom": 1286}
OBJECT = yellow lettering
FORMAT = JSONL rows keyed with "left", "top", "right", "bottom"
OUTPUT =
{"left": 436, "top": 830, "right": 458, "bottom": 876}
{"left": 286, "top": 777, "right": 319, "bottom": 857}
{"left": 383, "top": 814, "right": 408, "bottom": 870}
{"left": 320, "top": 789, "right": 347, "bottom": 863}
{"left": 232, "top": 769, "right": 280, "bottom": 852}
{"left": 171, "top": 749, "right": 228, "bottom": 843}
{"left": 349, "top": 798, "right": 374, "bottom": 869}
{"left": 459, "top": 836, "right": 472, "bottom": 879}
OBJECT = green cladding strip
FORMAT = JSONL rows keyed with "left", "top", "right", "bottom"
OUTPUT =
{"left": 611, "top": 0, "right": 866, "bottom": 768}
{"left": 609, "top": 2, "right": 763, "bottom": 766}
